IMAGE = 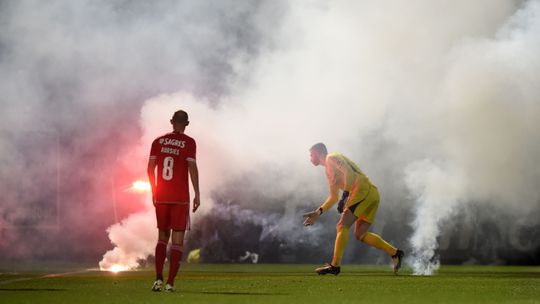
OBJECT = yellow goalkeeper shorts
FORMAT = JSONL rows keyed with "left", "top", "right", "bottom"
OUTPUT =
{"left": 347, "top": 186, "right": 379, "bottom": 224}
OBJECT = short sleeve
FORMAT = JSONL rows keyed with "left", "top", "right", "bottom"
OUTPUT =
{"left": 149, "top": 139, "right": 159, "bottom": 160}
{"left": 186, "top": 138, "right": 196, "bottom": 162}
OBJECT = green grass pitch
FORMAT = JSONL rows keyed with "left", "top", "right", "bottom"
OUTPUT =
{"left": 1, "top": 264, "right": 539, "bottom": 304}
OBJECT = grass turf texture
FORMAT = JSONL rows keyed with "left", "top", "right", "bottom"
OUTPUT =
{"left": 1, "top": 264, "right": 539, "bottom": 304}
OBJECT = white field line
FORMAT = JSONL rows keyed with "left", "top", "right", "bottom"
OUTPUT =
{"left": 0, "top": 269, "right": 96, "bottom": 286}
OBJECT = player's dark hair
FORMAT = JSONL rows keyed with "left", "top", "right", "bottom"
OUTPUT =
{"left": 172, "top": 110, "right": 189, "bottom": 123}
{"left": 310, "top": 142, "right": 327, "bottom": 155}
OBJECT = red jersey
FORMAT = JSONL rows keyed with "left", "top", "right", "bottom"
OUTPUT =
{"left": 149, "top": 131, "right": 196, "bottom": 204}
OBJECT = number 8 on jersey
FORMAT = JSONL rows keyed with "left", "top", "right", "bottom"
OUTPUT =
{"left": 149, "top": 133, "right": 197, "bottom": 204}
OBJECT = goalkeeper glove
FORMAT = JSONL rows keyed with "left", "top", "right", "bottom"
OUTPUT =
{"left": 337, "top": 191, "right": 349, "bottom": 214}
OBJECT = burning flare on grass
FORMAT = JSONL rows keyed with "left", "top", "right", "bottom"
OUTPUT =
{"left": 106, "top": 264, "right": 131, "bottom": 273}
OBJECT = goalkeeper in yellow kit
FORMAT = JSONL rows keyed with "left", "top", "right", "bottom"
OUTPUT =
{"left": 303, "top": 143, "right": 404, "bottom": 275}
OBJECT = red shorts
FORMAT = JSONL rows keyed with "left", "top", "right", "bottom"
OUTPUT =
{"left": 155, "top": 204, "right": 190, "bottom": 231}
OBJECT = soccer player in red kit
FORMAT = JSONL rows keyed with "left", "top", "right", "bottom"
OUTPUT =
{"left": 148, "top": 110, "right": 200, "bottom": 292}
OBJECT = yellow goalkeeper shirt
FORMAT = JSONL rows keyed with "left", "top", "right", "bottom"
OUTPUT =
{"left": 319, "top": 152, "right": 374, "bottom": 213}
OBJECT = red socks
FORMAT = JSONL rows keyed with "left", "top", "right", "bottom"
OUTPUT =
{"left": 167, "top": 244, "right": 183, "bottom": 286}
{"left": 154, "top": 240, "right": 167, "bottom": 280}
{"left": 156, "top": 241, "right": 183, "bottom": 285}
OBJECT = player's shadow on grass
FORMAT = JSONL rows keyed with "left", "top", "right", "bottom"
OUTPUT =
{"left": 183, "top": 290, "right": 288, "bottom": 296}
{"left": 0, "top": 288, "right": 67, "bottom": 292}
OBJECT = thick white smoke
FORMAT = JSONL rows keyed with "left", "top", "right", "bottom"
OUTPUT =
{"left": 405, "top": 0, "right": 540, "bottom": 274}
{"left": 0, "top": 0, "right": 286, "bottom": 265}
{"left": 100, "top": 92, "right": 328, "bottom": 270}
{"left": 87, "top": 0, "right": 540, "bottom": 272}
{"left": 99, "top": 197, "right": 155, "bottom": 271}
{"left": 405, "top": 161, "right": 467, "bottom": 274}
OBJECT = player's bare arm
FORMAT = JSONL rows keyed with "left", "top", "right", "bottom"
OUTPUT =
{"left": 188, "top": 161, "right": 200, "bottom": 212}
{"left": 304, "top": 184, "right": 340, "bottom": 226}
{"left": 147, "top": 158, "right": 157, "bottom": 205}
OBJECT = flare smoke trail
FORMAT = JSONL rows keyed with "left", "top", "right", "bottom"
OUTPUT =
{"left": 405, "top": 1, "right": 540, "bottom": 274}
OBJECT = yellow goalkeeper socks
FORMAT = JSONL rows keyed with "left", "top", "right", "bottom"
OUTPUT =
{"left": 361, "top": 232, "right": 397, "bottom": 256}
{"left": 331, "top": 225, "right": 349, "bottom": 266}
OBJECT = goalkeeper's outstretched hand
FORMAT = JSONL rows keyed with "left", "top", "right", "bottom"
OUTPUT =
{"left": 303, "top": 210, "right": 320, "bottom": 226}
{"left": 337, "top": 191, "right": 349, "bottom": 214}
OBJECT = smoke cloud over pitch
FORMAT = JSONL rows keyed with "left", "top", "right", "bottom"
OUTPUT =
{"left": 0, "top": 0, "right": 284, "bottom": 265}
{"left": 2, "top": 0, "right": 539, "bottom": 271}
{"left": 104, "top": 0, "right": 540, "bottom": 272}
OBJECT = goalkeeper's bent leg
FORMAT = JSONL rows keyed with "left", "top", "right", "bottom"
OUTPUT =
{"left": 331, "top": 225, "right": 349, "bottom": 267}
{"left": 360, "top": 232, "right": 397, "bottom": 256}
